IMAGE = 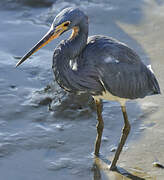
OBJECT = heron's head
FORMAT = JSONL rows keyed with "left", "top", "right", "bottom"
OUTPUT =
{"left": 16, "top": 7, "right": 87, "bottom": 67}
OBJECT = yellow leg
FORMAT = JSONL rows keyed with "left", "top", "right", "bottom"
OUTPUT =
{"left": 94, "top": 100, "right": 104, "bottom": 156}
{"left": 110, "top": 105, "right": 131, "bottom": 170}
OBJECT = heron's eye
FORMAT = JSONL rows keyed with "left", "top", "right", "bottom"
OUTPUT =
{"left": 63, "top": 22, "right": 70, "bottom": 26}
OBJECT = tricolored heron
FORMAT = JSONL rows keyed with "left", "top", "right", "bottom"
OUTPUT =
{"left": 16, "top": 7, "right": 160, "bottom": 170}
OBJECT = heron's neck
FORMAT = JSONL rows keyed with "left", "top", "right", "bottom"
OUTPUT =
{"left": 67, "top": 21, "right": 88, "bottom": 58}
{"left": 53, "top": 19, "right": 88, "bottom": 91}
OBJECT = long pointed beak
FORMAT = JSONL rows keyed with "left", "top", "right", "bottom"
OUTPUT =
{"left": 16, "top": 27, "right": 59, "bottom": 67}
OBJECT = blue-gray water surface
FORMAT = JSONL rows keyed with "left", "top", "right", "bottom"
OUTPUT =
{"left": 0, "top": 0, "right": 164, "bottom": 179}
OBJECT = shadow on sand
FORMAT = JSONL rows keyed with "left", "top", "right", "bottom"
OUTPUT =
{"left": 92, "top": 156, "right": 155, "bottom": 180}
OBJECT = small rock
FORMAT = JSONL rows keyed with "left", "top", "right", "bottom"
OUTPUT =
{"left": 153, "top": 161, "right": 164, "bottom": 169}
{"left": 102, "top": 136, "right": 108, "bottom": 142}
{"left": 10, "top": 85, "right": 16, "bottom": 89}
{"left": 110, "top": 146, "right": 117, "bottom": 152}
{"left": 39, "top": 97, "right": 52, "bottom": 105}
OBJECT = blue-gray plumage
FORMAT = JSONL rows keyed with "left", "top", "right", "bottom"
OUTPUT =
{"left": 53, "top": 35, "right": 160, "bottom": 98}
{"left": 16, "top": 7, "right": 160, "bottom": 170}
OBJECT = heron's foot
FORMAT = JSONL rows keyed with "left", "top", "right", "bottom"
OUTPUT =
{"left": 94, "top": 151, "right": 100, "bottom": 157}
{"left": 109, "top": 164, "right": 117, "bottom": 171}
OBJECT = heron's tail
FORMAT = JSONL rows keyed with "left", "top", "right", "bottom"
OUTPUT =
{"left": 147, "top": 65, "right": 161, "bottom": 95}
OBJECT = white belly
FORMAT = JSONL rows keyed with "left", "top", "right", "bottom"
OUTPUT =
{"left": 93, "top": 90, "right": 127, "bottom": 106}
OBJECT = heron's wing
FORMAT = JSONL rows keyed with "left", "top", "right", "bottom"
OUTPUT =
{"left": 81, "top": 35, "right": 160, "bottom": 99}
{"left": 98, "top": 62, "right": 154, "bottom": 99}
{"left": 70, "top": 67, "right": 105, "bottom": 95}
{"left": 85, "top": 35, "right": 141, "bottom": 64}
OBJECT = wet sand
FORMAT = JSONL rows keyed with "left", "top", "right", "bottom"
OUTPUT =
{"left": 0, "top": 0, "right": 164, "bottom": 179}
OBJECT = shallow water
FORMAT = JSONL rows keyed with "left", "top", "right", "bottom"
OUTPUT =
{"left": 0, "top": 0, "right": 164, "bottom": 179}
